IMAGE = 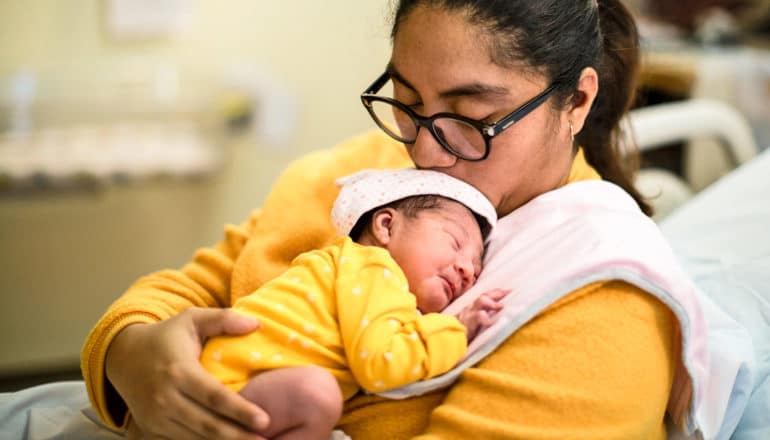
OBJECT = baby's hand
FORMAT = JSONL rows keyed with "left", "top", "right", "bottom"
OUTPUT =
{"left": 456, "top": 289, "right": 511, "bottom": 342}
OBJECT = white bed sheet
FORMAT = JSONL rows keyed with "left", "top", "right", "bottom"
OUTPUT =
{"left": 0, "top": 381, "right": 120, "bottom": 439}
{"left": 661, "top": 148, "right": 770, "bottom": 440}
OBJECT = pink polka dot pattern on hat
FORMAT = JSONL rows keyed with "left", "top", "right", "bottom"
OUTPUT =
{"left": 331, "top": 168, "right": 496, "bottom": 237}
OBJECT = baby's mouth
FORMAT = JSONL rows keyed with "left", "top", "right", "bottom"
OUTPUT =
{"left": 441, "top": 276, "right": 456, "bottom": 302}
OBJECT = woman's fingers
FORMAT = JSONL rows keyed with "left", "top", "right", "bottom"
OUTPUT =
{"left": 127, "top": 363, "right": 266, "bottom": 440}
{"left": 188, "top": 308, "right": 260, "bottom": 343}
{"left": 168, "top": 417, "right": 212, "bottom": 440}
{"left": 169, "top": 383, "right": 268, "bottom": 440}
{"left": 135, "top": 415, "right": 217, "bottom": 440}
{"left": 180, "top": 308, "right": 269, "bottom": 432}
{"left": 170, "top": 308, "right": 270, "bottom": 437}
{"left": 181, "top": 361, "right": 271, "bottom": 433}
{"left": 146, "top": 415, "right": 208, "bottom": 440}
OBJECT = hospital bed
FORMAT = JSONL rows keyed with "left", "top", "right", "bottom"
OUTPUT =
{"left": 629, "top": 98, "right": 760, "bottom": 219}
{"left": 659, "top": 148, "right": 770, "bottom": 439}
{"left": 1, "top": 99, "right": 768, "bottom": 439}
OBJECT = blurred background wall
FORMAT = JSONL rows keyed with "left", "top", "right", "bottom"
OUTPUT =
{"left": 0, "top": 0, "right": 392, "bottom": 384}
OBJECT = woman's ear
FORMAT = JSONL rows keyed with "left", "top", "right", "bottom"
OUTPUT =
{"left": 369, "top": 208, "right": 396, "bottom": 246}
{"left": 566, "top": 67, "right": 599, "bottom": 136}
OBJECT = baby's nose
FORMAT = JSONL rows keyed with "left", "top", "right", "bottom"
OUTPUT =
{"left": 455, "top": 259, "right": 476, "bottom": 291}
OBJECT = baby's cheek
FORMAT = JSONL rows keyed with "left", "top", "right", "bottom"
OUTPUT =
{"left": 416, "top": 278, "right": 448, "bottom": 313}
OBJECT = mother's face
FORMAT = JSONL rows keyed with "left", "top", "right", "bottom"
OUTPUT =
{"left": 390, "top": 6, "right": 582, "bottom": 216}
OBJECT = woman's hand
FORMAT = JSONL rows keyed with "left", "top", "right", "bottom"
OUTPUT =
{"left": 106, "top": 307, "right": 270, "bottom": 440}
{"left": 456, "top": 289, "right": 510, "bottom": 341}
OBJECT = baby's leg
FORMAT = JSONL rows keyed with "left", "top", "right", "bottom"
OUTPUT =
{"left": 239, "top": 365, "right": 343, "bottom": 440}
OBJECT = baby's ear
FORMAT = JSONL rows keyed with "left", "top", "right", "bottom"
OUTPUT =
{"left": 370, "top": 208, "right": 396, "bottom": 246}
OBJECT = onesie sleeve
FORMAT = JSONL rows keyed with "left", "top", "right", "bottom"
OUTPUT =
{"left": 336, "top": 253, "right": 467, "bottom": 393}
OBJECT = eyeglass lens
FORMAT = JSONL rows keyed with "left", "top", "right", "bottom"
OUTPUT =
{"left": 368, "top": 100, "right": 487, "bottom": 160}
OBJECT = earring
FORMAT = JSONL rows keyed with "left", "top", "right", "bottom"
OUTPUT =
{"left": 568, "top": 121, "right": 575, "bottom": 141}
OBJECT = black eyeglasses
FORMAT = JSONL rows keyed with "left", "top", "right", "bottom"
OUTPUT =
{"left": 361, "top": 71, "right": 557, "bottom": 161}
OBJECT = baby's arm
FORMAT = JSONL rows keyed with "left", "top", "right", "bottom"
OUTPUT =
{"left": 336, "top": 262, "right": 467, "bottom": 392}
{"left": 455, "top": 289, "right": 510, "bottom": 341}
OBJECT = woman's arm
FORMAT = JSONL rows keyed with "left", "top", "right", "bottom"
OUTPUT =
{"left": 338, "top": 280, "right": 677, "bottom": 439}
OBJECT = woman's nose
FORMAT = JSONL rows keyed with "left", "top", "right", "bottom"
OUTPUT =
{"left": 409, "top": 127, "right": 457, "bottom": 169}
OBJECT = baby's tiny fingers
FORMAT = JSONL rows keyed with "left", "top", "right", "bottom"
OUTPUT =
{"left": 487, "top": 312, "right": 504, "bottom": 327}
{"left": 476, "top": 295, "right": 504, "bottom": 310}
{"left": 482, "top": 288, "right": 512, "bottom": 301}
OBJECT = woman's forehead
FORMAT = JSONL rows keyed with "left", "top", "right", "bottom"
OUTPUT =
{"left": 390, "top": 7, "right": 543, "bottom": 98}
{"left": 392, "top": 10, "right": 487, "bottom": 68}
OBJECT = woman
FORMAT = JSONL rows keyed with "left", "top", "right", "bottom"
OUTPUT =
{"left": 82, "top": 0, "right": 696, "bottom": 438}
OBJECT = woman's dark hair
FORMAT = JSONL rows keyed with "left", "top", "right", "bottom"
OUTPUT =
{"left": 391, "top": 0, "right": 653, "bottom": 216}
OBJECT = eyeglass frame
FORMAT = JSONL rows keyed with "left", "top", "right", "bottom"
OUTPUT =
{"left": 360, "top": 71, "right": 558, "bottom": 162}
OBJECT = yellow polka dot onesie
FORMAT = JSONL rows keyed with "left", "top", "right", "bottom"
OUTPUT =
{"left": 200, "top": 236, "right": 467, "bottom": 399}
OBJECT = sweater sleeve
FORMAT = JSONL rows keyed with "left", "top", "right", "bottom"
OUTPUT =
{"left": 337, "top": 252, "right": 467, "bottom": 392}
{"left": 338, "top": 281, "right": 677, "bottom": 440}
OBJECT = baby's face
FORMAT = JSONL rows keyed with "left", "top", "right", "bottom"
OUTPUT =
{"left": 388, "top": 200, "right": 484, "bottom": 313}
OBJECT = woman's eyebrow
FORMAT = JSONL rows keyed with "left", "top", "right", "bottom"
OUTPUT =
{"left": 386, "top": 62, "right": 417, "bottom": 91}
{"left": 386, "top": 62, "right": 509, "bottom": 100}
{"left": 439, "top": 83, "right": 509, "bottom": 100}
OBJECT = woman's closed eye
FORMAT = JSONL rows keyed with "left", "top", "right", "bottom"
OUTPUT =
{"left": 405, "top": 101, "right": 424, "bottom": 112}
{"left": 480, "top": 113, "right": 498, "bottom": 125}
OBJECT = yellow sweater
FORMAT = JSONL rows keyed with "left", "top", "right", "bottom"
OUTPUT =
{"left": 201, "top": 237, "right": 467, "bottom": 398}
{"left": 81, "top": 130, "right": 676, "bottom": 439}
